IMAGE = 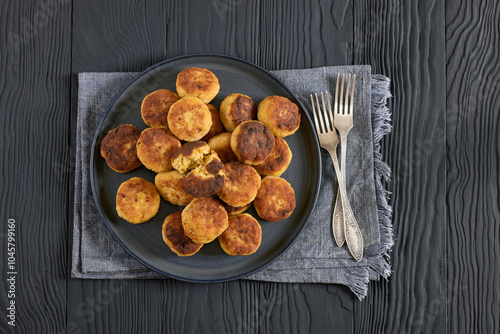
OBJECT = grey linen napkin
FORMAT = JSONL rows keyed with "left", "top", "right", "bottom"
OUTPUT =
{"left": 72, "top": 66, "right": 393, "bottom": 300}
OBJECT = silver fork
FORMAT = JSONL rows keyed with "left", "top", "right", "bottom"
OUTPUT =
{"left": 310, "top": 92, "right": 346, "bottom": 248}
{"left": 333, "top": 74, "right": 363, "bottom": 262}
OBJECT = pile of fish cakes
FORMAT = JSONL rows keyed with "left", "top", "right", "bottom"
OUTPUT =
{"left": 100, "top": 67, "right": 300, "bottom": 257}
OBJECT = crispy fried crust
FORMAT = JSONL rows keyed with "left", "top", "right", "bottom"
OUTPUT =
{"left": 171, "top": 142, "right": 225, "bottom": 197}
{"left": 218, "top": 213, "right": 262, "bottom": 255}
{"left": 176, "top": 67, "right": 220, "bottom": 104}
{"left": 252, "top": 137, "right": 292, "bottom": 176}
{"left": 230, "top": 120, "right": 275, "bottom": 165}
{"left": 116, "top": 177, "right": 160, "bottom": 224}
{"left": 167, "top": 96, "right": 212, "bottom": 141}
{"left": 201, "top": 104, "right": 225, "bottom": 141}
{"left": 155, "top": 170, "right": 194, "bottom": 206}
{"left": 182, "top": 197, "right": 229, "bottom": 244}
{"left": 141, "top": 89, "right": 179, "bottom": 127}
{"left": 257, "top": 96, "right": 301, "bottom": 137}
{"left": 100, "top": 124, "right": 142, "bottom": 173}
{"left": 136, "top": 127, "right": 181, "bottom": 173}
{"left": 220, "top": 93, "right": 257, "bottom": 131}
{"left": 220, "top": 200, "right": 252, "bottom": 216}
{"left": 217, "top": 162, "right": 261, "bottom": 207}
{"left": 179, "top": 153, "right": 225, "bottom": 198}
{"left": 162, "top": 211, "right": 203, "bottom": 256}
{"left": 254, "top": 176, "right": 296, "bottom": 222}
{"left": 208, "top": 132, "right": 238, "bottom": 163}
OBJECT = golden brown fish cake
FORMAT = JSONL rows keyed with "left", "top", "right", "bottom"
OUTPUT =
{"left": 220, "top": 200, "right": 252, "bottom": 216}
{"left": 136, "top": 127, "right": 181, "bottom": 173}
{"left": 100, "top": 124, "right": 142, "bottom": 173}
{"left": 179, "top": 152, "right": 225, "bottom": 198}
{"left": 155, "top": 170, "right": 194, "bottom": 206}
{"left": 171, "top": 141, "right": 225, "bottom": 198}
{"left": 141, "top": 89, "right": 179, "bottom": 127}
{"left": 170, "top": 141, "right": 211, "bottom": 174}
{"left": 182, "top": 197, "right": 229, "bottom": 244}
{"left": 207, "top": 132, "right": 238, "bottom": 163}
{"left": 254, "top": 176, "right": 296, "bottom": 222}
{"left": 201, "top": 104, "right": 225, "bottom": 141}
{"left": 219, "top": 93, "right": 257, "bottom": 131}
{"left": 257, "top": 96, "right": 301, "bottom": 137}
{"left": 252, "top": 137, "right": 292, "bottom": 177}
{"left": 176, "top": 67, "right": 220, "bottom": 104}
{"left": 167, "top": 96, "right": 212, "bottom": 141}
{"left": 217, "top": 162, "right": 261, "bottom": 207}
{"left": 230, "top": 120, "right": 275, "bottom": 165}
{"left": 162, "top": 211, "right": 203, "bottom": 256}
{"left": 116, "top": 177, "right": 160, "bottom": 224}
{"left": 218, "top": 213, "right": 262, "bottom": 256}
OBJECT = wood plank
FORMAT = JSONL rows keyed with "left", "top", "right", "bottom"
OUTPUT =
{"left": 67, "top": 280, "right": 162, "bottom": 333}
{"left": 445, "top": 1, "right": 500, "bottom": 333}
{"left": 68, "top": 0, "right": 355, "bottom": 332}
{"left": 352, "top": 0, "right": 448, "bottom": 333}
{"left": 71, "top": 0, "right": 168, "bottom": 72}
{"left": 68, "top": 0, "right": 169, "bottom": 332}
{"left": 0, "top": 0, "right": 72, "bottom": 332}
{"left": 157, "top": 281, "right": 354, "bottom": 333}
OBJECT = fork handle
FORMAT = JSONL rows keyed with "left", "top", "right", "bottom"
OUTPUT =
{"left": 332, "top": 188, "right": 345, "bottom": 246}
{"left": 339, "top": 135, "right": 364, "bottom": 262}
{"left": 342, "top": 197, "right": 363, "bottom": 262}
{"left": 328, "top": 151, "right": 346, "bottom": 247}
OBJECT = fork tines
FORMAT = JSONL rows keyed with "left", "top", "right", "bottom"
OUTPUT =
{"left": 335, "top": 74, "right": 356, "bottom": 116}
{"left": 310, "top": 92, "right": 334, "bottom": 134}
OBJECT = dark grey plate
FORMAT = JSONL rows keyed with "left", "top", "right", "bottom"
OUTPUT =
{"left": 91, "top": 54, "right": 321, "bottom": 282}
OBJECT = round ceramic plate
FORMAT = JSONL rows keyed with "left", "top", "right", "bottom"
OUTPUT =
{"left": 91, "top": 54, "right": 321, "bottom": 282}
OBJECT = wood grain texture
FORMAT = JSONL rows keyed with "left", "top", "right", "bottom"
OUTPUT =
{"left": 67, "top": 279, "right": 354, "bottom": 333}
{"left": 67, "top": 0, "right": 355, "bottom": 333}
{"left": 3, "top": 0, "right": 498, "bottom": 332}
{"left": 0, "top": 0, "right": 72, "bottom": 332}
{"left": 71, "top": 0, "right": 168, "bottom": 72}
{"left": 445, "top": 0, "right": 500, "bottom": 333}
{"left": 352, "top": 0, "right": 448, "bottom": 333}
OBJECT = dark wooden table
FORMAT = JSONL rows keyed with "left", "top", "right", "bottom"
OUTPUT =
{"left": 1, "top": 0, "right": 499, "bottom": 333}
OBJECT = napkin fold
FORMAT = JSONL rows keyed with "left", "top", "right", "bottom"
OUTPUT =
{"left": 72, "top": 65, "right": 393, "bottom": 300}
